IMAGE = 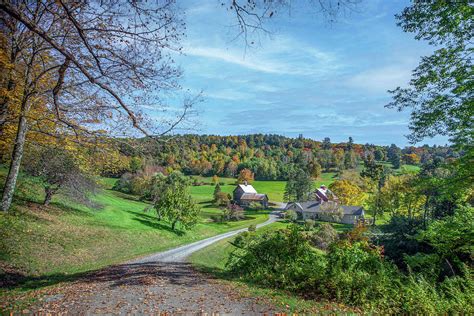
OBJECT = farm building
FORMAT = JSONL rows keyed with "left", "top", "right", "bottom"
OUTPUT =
{"left": 233, "top": 182, "right": 269, "bottom": 208}
{"left": 286, "top": 184, "right": 364, "bottom": 225}
{"left": 285, "top": 201, "right": 365, "bottom": 225}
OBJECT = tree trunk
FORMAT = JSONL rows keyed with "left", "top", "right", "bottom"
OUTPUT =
{"left": 43, "top": 187, "right": 55, "bottom": 206}
{"left": 0, "top": 106, "right": 29, "bottom": 212}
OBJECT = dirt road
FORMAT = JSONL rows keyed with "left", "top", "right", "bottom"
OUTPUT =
{"left": 32, "top": 211, "right": 283, "bottom": 315}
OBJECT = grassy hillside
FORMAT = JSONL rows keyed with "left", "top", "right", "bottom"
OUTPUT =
{"left": 0, "top": 168, "right": 269, "bottom": 296}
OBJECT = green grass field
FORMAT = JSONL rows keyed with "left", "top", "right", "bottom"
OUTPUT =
{"left": 190, "top": 172, "right": 337, "bottom": 203}
{"left": 0, "top": 169, "right": 269, "bottom": 296}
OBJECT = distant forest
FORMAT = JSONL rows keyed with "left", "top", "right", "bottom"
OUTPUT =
{"left": 105, "top": 134, "right": 459, "bottom": 180}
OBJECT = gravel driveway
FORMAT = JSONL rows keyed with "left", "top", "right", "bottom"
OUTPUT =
{"left": 32, "top": 210, "right": 284, "bottom": 315}
{"left": 131, "top": 212, "right": 280, "bottom": 263}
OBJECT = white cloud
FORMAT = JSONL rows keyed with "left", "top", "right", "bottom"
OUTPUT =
{"left": 204, "top": 89, "right": 254, "bottom": 101}
{"left": 184, "top": 36, "right": 341, "bottom": 76}
{"left": 346, "top": 65, "right": 413, "bottom": 92}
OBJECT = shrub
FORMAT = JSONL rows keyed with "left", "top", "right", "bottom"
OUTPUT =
{"left": 305, "top": 223, "right": 339, "bottom": 250}
{"left": 227, "top": 225, "right": 326, "bottom": 292}
{"left": 247, "top": 201, "right": 263, "bottom": 210}
{"left": 224, "top": 223, "right": 474, "bottom": 314}
{"left": 214, "top": 191, "right": 230, "bottom": 206}
{"left": 223, "top": 203, "right": 245, "bottom": 221}
{"left": 304, "top": 219, "right": 316, "bottom": 230}
{"left": 285, "top": 209, "right": 298, "bottom": 222}
{"left": 248, "top": 224, "right": 256, "bottom": 232}
{"left": 322, "top": 239, "right": 400, "bottom": 310}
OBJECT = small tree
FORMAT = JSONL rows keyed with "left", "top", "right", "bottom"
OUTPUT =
{"left": 361, "top": 158, "right": 390, "bottom": 225}
{"left": 284, "top": 168, "right": 313, "bottom": 202}
{"left": 319, "top": 201, "right": 344, "bottom": 222}
{"left": 285, "top": 209, "right": 298, "bottom": 222}
{"left": 329, "top": 180, "right": 366, "bottom": 206}
{"left": 238, "top": 168, "right": 254, "bottom": 184}
{"left": 307, "top": 223, "right": 339, "bottom": 250}
{"left": 153, "top": 172, "right": 200, "bottom": 231}
{"left": 213, "top": 183, "right": 222, "bottom": 201}
{"left": 215, "top": 192, "right": 231, "bottom": 206}
{"left": 223, "top": 203, "right": 245, "bottom": 221}
{"left": 212, "top": 175, "right": 219, "bottom": 185}
{"left": 23, "top": 146, "right": 96, "bottom": 206}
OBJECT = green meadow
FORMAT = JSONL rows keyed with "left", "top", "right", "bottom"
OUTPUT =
{"left": 0, "top": 169, "right": 268, "bottom": 292}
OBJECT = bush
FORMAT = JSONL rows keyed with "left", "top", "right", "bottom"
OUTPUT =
{"left": 247, "top": 201, "right": 263, "bottom": 210}
{"left": 227, "top": 225, "right": 326, "bottom": 292}
{"left": 224, "top": 224, "right": 474, "bottom": 314}
{"left": 304, "top": 219, "right": 316, "bottom": 230}
{"left": 322, "top": 239, "right": 400, "bottom": 310}
{"left": 214, "top": 191, "right": 230, "bottom": 206}
{"left": 305, "top": 223, "right": 339, "bottom": 250}
{"left": 223, "top": 203, "right": 245, "bottom": 221}
{"left": 248, "top": 224, "right": 256, "bottom": 232}
{"left": 285, "top": 209, "right": 298, "bottom": 222}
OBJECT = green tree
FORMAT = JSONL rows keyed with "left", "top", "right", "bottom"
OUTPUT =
{"left": 361, "top": 158, "right": 389, "bottom": 225}
{"left": 346, "top": 136, "right": 354, "bottom": 151}
{"left": 387, "top": 1, "right": 473, "bottom": 187}
{"left": 153, "top": 172, "right": 200, "bottom": 231}
{"left": 344, "top": 150, "right": 357, "bottom": 169}
{"left": 129, "top": 157, "right": 143, "bottom": 174}
{"left": 23, "top": 146, "right": 96, "bottom": 206}
{"left": 309, "top": 160, "right": 322, "bottom": 178}
{"left": 284, "top": 168, "right": 313, "bottom": 202}
{"left": 322, "top": 137, "right": 332, "bottom": 150}
{"left": 387, "top": 144, "right": 402, "bottom": 169}
{"left": 213, "top": 183, "right": 222, "bottom": 201}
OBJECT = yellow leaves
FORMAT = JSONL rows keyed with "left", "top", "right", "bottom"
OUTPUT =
{"left": 237, "top": 168, "right": 254, "bottom": 184}
{"left": 329, "top": 179, "right": 366, "bottom": 206}
{"left": 379, "top": 174, "right": 426, "bottom": 217}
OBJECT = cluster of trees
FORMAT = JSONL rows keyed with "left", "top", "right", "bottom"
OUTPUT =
{"left": 111, "top": 135, "right": 456, "bottom": 182}
{"left": 0, "top": 0, "right": 194, "bottom": 212}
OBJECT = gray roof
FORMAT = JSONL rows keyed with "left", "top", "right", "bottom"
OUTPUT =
{"left": 240, "top": 193, "right": 268, "bottom": 201}
{"left": 287, "top": 201, "right": 364, "bottom": 216}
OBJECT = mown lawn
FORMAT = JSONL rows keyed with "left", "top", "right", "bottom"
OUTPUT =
{"left": 0, "top": 169, "right": 268, "bottom": 299}
{"left": 189, "top": 172, "right": 337, "bottom": 203}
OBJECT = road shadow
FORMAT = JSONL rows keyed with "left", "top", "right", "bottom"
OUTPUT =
{"left": 1, "top": 261, "right": 202, "bottom": 292}
{"left": 131, "top": 217, "right": 185, "bottom": 236}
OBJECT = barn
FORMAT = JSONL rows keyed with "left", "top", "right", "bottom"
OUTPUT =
{"left": 233, "top": 182, "right": 269, "bottom": 208}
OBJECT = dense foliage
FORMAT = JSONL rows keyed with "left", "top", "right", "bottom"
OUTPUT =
{"left": 150, "top": 172, "right": 201, "bottom": 231}
{"left": 112, "top": 134, "right": 457, "bottom": 181}
{"left": 226, "top": 223, "right": 473, "bottom": 313}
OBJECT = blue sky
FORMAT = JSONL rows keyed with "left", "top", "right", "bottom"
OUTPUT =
{"left": 159, "top": 0, "right": 449, "bottom": 146}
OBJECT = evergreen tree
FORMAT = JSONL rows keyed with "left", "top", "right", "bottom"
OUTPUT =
{"left": 347, "top": 136, "right": 354, "bottom": 151}
{"left": 213, "top": 183, "right": 222, "bottom": 201}
{"left": 322, "top": 137, "right": 332, "bottom": 150}
{"left": 284, "top": 168, "right": 313, "bottom": 202}
{"left": 387, "top": 144, "right": 402, "bottom": 169}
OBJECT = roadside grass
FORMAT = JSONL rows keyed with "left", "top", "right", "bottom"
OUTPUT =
{"left": 0, "top": 169, "right": 269, "bottom": 300}
{"left": 189, "top": 221, "right": 355, "bottom": 313}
